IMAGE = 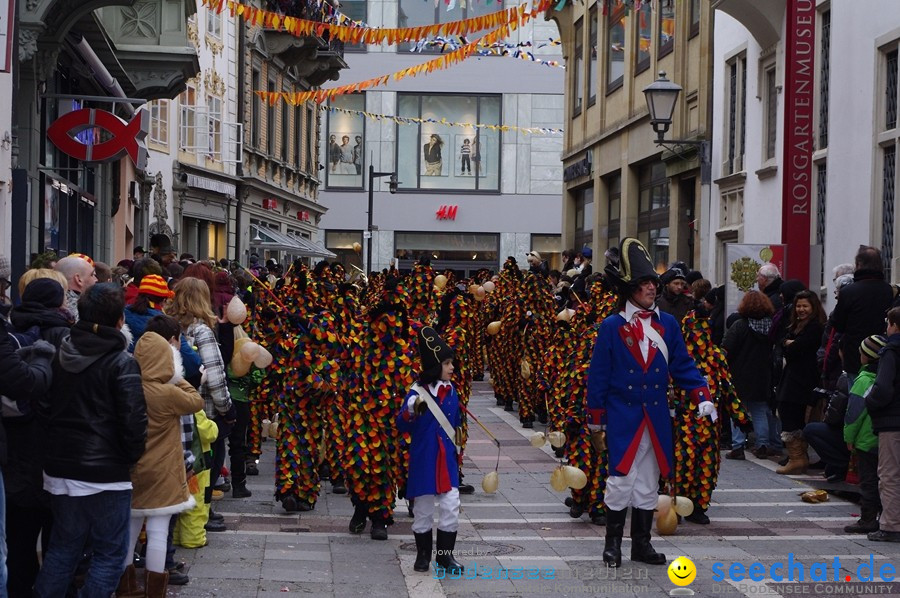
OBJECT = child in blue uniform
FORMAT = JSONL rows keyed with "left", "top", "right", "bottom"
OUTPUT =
{"left": 397, "top": 326, "right": 465, "bottom": 574}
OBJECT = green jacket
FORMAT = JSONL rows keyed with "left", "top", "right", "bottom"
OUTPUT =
{"left": 844, "top": 366, "right": 878, "bottom": 453}
{"left": 227, "top": 366, "right": 265, "bottom": 403}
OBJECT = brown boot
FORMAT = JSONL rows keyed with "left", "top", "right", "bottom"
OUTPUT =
{"left": 115, "top": 564, "right": 142, "bottom": 597}
{"left": 145, "top": 570, "right": 170, "bottom": 597}
{"left": 776, "top": 432, "right": 809, "bottom": 475}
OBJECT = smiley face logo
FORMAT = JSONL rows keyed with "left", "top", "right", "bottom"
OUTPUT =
{"left": 668, "top": 556, "right": 696, "bottom": 586}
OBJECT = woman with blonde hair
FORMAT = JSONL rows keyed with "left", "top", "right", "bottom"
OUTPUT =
{"left": 17, "top": 268, "right": 68, "bottom": 297}
{"left": 167, "top": 277, "right": 234, "bottom": 529}
{"left": 167, "top": 277, "right": 231, "bottom": 418}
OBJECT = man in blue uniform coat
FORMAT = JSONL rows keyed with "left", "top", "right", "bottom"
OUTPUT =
{"left": 587, "top": 238, "right": 715, "bottom": 568}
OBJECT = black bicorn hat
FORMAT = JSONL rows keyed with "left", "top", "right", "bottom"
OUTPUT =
{"left": 418, "top": 326, "right": 455, "bottom": 373}
{"left": 603, "top": 238, "right": 659, "bottom": 295}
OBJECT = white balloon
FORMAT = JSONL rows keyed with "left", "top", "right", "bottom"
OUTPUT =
{"left": 226, "top": 296, "right": 248, "bottom": 325}
{"left": 253, "top": 346, "right": 274, "bottom": 368}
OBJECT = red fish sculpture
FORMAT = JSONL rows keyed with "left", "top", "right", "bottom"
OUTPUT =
{"left": 46, "top": 108, "right": 148, "bottom": 169}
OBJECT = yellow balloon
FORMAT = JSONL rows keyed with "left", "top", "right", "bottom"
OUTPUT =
{"left": 563, "top": 466, "right": 587, "bottom": 490}
{"left": 657, "top": 495, "right": 672, "bottom": 518}
{"left": 352, "top": 242, "right": 362, "bottom": 253}
{"left": 434, "top": 274, "right": 448, "bottom": 289}
{"left": 550, "top": 466, "right": 568, "bottom": 492}
{"left": 483, "top": 281, "right": 496, "bottom": 293}
{"left": 487, "top": 321, "right": 502, "bottom": 336}
{"left": 657, "top": 507, "right": 678, "bottom": 535}
{"left": 530, "top": 432, "right": 547, "bottom": 448}
{"left": 547, "top": 430, "right": 567, "bottom": 448}
{"left": 674, "top": 496, "right": 695, "bottom": 517}
{"left": 481, "top": 471, "right": 499, "bottom": 493}
{"left": 474, "top": 286, "right": 486, "bottom": 301}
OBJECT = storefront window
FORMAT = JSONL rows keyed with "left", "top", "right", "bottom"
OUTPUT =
{"left": 397, "top": 94, "right": 500, "bottom": 192}
{"left": 638, "top": 162, "right": 669, "bottom": 269}
{"left": 532, "top": 234, "right": 562, "bottom": 271}
{"left": 325, "top": 230, "right": 363, "bottom": 271}
{"left": 607, "top": 173, "right": 621, "bottom": 248}
{"left": 574, "top": 185, "right": 594, "bottom": 252}
{"left": 395, "top": 232, "right": 498, "bottom": 265}
{"left": 326, "top": 94, "right": 365, "bottom": 188}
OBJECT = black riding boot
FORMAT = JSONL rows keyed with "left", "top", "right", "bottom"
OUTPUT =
{"left": 370, "top": 514, "right": 388, "bottom": 540}
{"left": 435, "top": 529, "right": 464, "bottom": 574}
{"left": 413, "top": 531, "right": 433, "bottom": 572}
{"left": 603, "top": 508, "right": 626, "bottom": 567}
{"left": 630, "top": 508, "right": 666, "bottom": 565}
{"left": 349, "top": 502, "right": 368, "bottom": 534}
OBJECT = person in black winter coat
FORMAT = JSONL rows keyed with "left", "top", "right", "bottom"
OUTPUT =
{"left": 6, "top": 277, "right": 72, "bottom": 597}
{"left": 0, "top": 311, "right": 56, "bottom": 598}
{"left": 865, "top": 306, "right": 900, "bottom": 542}
{"left": 803, "top": 369, "right": 851, "bottom": 482}
{"left": 756, "top": 263, "right": 784, "bottom": 311}
{"left": 34, "top": 283, "right": 147, "bottom": 598}
{"left": 831, "top": 246, "right": 894, "bottom": 378}
{"left": 657, "top": 266, "right": 693, "bottom": 326}
{"left": 722, "top": 290, "right": 779, "bottom": 460}
{"left": 776, "top": 290, "right": 826, "bottom": 475}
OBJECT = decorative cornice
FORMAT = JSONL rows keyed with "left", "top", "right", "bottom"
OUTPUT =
{"left": 204, "top": 69, "right": 225, "bottom": 97}
{"left": 205, "top": 33, "right": 223, "bottom": 56}
{"left": 187, "top": 19, "right": 200, "bottom": 51}
{"left": 18, "top": 27, "right": 40, "bottom": 62}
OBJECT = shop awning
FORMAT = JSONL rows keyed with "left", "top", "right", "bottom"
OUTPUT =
{"left": 249, "top": 225, "right": 336, "bottom": 259}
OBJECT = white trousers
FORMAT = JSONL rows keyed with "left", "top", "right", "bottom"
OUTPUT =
{"left": 604, "top": 428, "right": 660, "bottom": 511}
{"left": 411, "top": 488, "right": 460, "bottom": 533}
{"left": 125, "top": 514, "right": 171, "bottom": 573}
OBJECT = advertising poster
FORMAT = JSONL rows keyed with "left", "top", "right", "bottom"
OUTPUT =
{"left": 724, "top": 244, "right": 787, "bottom": 325}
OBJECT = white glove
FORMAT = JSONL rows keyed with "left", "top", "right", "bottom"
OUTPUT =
{"left": 697, "top": 400, "right": 718, "bottom": 422}
{"left": 406, "top": 395, "right": 418, "bottom": 414}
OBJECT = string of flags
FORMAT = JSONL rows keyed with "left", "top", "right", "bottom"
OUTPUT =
{"left": 319, "top": 104, "right": 563, "bottom": 135}
{"left": 413, "top": 37, "right": 564, "bottom": 68}
{"left": 254, "top": 12, "right": 542, "bottom": 104}
{"left": 202, "top": 0, "right": 549, "bottom": 45}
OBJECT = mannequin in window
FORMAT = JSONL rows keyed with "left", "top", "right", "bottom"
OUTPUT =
{"left": 338, "top": 135, "right": 355, "bottom": 175}
{"left": 329, "top": 135, "right": 340, "bottom": 173}
{"left": 423, "top": 134, "right": 443, "bottom": 176}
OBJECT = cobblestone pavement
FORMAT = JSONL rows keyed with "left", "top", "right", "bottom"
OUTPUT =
{"left": 169, "top": 380, "right": 900, "bottom": 597}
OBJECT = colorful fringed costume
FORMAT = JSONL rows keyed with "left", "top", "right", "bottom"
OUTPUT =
{"left": 344, "top": 280, "right": 418, "bottom": 530}
{"left": 668, "top": 311, "right": 751, "bottom": 513}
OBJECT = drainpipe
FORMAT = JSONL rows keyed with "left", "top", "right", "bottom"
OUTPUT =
{"left": 234, "top": 14, "right": 246, "bottom": 262}
{"left": 69, "top": 34, "right": 134, "bottom": 118}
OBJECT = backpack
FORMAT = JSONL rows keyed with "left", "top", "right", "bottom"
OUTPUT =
{"left": 1, "top": 324, "right": 44, "bottom": 418}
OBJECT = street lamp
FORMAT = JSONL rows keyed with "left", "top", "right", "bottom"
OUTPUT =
{"left": 642, "top": 71, "right": 710, "bottom": 183}
{"left": 367, "top": 164, "right": 398, "bottom": 273}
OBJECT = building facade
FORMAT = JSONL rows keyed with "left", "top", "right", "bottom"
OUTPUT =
{"left": 551, "top": 0, "right": 712, "bottom": 272}
{"left": 711, "top": 0, "right": 900, "bottom": 309}
{"left": 318, "top": 0, "right": 565, "bottom": 276}
{"left": 10, "top": 0, "right": 200, "bottom": 286}
{"left": 237, "top": 0, "right": 346, "bottom": 266}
